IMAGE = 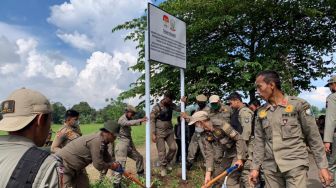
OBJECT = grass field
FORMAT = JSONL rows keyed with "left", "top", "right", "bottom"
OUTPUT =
{"left": 0, "top": 123, "right": 147, "bottom": 146}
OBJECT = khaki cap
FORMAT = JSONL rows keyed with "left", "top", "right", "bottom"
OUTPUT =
{"left": 325, "top": 76, "right": 336, "bottom": 87}
{"left": 0, "top": 88, "right": 52, "bottom": 132}
{"left": 196, "top": 94, "right": 207, "bottom": 102}
{"left": 101, "top": 120, "right": 120, "bottom": 135}
{"left": 188, "top": 111, "right": 209, "bottom": 125}
{"left": 126, "top": 104, "right": 137, "bottom": 113}
{"left": 209, "top": 95, "right": 220, "bottom": 103}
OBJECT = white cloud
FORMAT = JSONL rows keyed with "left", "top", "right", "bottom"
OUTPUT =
{"left": 0, "top": 63, "right": 21, "bottom": 75}
{"left": 0, "top": 1, "right": 150, "bottom": 109}
{"left": 0, "top": 36, "right": 20, "bottom": 65}
{"left": 13, "top": 38, "right": 78, "bottom": 80}
{"left": 57, "top": 31, "right": 95, "bottom": 51}
{"left": 299, "top": 87, "right": 330, "bottom": 109}
{"left": 47, "top": 0, "right": 148, "bottom": 52}
{"left": 0, "top": 22, "right": 32, "bottom": 41}
{"left": 75, "top": 51, "right": 139, "bottom": 108}
{"left": 16, "top": 38, "right": 37, "bottom": 57}
{"left": 54, "top": 61, "right": 78, "bottom": 78}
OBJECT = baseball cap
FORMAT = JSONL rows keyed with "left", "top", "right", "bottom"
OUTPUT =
{"left": 126, "top": 105, "right": 137, "bottom": 113}
{"left": 0, "top": 88, "right": 52, "bottom": 132}
{"left": 100, "top": 120, "right": 120, "bottom": 135}
{"left": 325, "top": 76, "right": 336, "bottom": 87}
{"left": 188, "top": 111, "right": 209, "bottom": 125}
{"left": 209, "top": 95, "right": 220, "bottom": 103}
{"left": 196, "top": 94, "right": 207, "bottom": 102}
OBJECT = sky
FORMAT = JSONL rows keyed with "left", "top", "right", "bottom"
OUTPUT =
{"left": 0, "top": 0, "right": 332, "bottom": 110}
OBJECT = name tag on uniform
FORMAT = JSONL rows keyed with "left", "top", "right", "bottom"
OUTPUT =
{"left": 282, "top": 113, "right": 296, "bottom": 118}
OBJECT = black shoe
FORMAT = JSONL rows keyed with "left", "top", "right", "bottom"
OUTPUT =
{"left": 137, "top": 169, "right": 145, "bottom": 178}
{"left": 186, "top": 161, "right": 193, "bottom": 170}
{"left": 113, "top": 183, "right": 121, "bottom": 188}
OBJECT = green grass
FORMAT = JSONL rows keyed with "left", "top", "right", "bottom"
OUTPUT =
{"left": 0, "top": 123, "right": 146, "bottom": 146}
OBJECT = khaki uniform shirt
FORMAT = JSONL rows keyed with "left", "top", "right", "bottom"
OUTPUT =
{"left": 220, "top": 104, "right": 232, "bottom": 124}
{"left": 209, "top": 105, "right": 231, "bottom": 127}
{"left": 150, "top": 101, "right": 180, "bottom": 137}
{"left": 238, "top": 106, "right": 254, "bottom": 160}
{"left": 324, "top": 92, "right": 336, "bottom": 143}
{"left": 0, "top": 135, "right": 62, "bottom": 188}
{"left": 56, "top": 132, "right": 113, "bottom": 172}
{"left": 252, "top": 95, "right": 328, "bottom": 172}
{"left": 51, "top": 124, "right": 82, "bottom": 153}
{"left": 202, "top": 121, "right": 246, "bottom": 172}
{"left": 118, "top": 114, "right": 142, "bottom": 139}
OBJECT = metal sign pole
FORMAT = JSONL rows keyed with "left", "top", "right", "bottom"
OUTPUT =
{"left": 145, "top": 30, "right": 151, "bottom": 188}
{"left": 180, "top": 68, "right": 186, "bottom": 180}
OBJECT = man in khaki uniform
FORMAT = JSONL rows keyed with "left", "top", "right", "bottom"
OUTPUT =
{"left": 51, "top": 109, "right": 82, "bottom": 153}
{"left": 114, "top": 105, "right": 147, "bottom": 187}
{"left": 188, "top": 111, "right": 245, "bottom": 186}
{"left": 208, "top": 95, "right": 242, "bottom": 187}
{"left": 227, "top": 92, "right": 254, "bottom": 188}
{"left": 323, "top": 76, "right": 336, "bottom": 184}
{"left": 250, "top": 70, "right": 332, "bottom": 187}
{"left": 151, "top": 91, "right": 186, "bottom": 176}
{"left": 0, "top": 88, "right": 63, "bottom": 187}
{"left": 57, "top": 120, "right": 121, "bottom": 188}
{"left": 181, "top": 94, "right": 210, "bottom": 169}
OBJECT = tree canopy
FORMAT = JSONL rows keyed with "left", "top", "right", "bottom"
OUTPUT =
{"left": 51, "top": 102, "right": 66, "bottom": 124}
{"left": 112, "top": 0, "right": 336, "bottom": 103}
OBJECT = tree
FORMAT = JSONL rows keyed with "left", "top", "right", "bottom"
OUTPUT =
{"left": 96, "top": 99, "right": 127, "bottom": 123}
{"left": 51, "top": 102, "right": 66, "bottom": 124}
{"left": 311, "top": 105, "right": 320, "bottom": 117}
{"left": 71, "top": 102, "right": 96, "bottom": 124}
{"left": 112, "top": 0, "right": 336, "bottom": 103}
{"left": 320, "top": 107, "right": 326, "bottom": 114}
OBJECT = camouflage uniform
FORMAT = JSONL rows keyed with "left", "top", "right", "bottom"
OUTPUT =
{"left": 252, "top": 95, "right": 328, "bottom": 187}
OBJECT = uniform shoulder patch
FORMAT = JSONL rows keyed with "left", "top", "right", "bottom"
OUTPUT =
{"left": 285, "top": 104, "right": 294, "bottom": 113}
{"left": 258, "top": 110, "right": 267, "bottom": 119}
{"left": 1, "top": 100, "right": 15, "bottom": 114}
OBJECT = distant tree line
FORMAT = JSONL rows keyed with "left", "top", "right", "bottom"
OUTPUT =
{"left": 51, "top": 98, "right": 145, "bottom": 124}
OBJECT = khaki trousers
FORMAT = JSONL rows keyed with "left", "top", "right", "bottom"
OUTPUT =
{"left": 263, "top": 165, "right": 308, "bottom": 188}
{"left": 187, "top": 132, "right": 205, "bottom": 162}
{"left": 114, "top": 137, "right": 144, "bottom": 183}
{"left": 156, "top": 131, "right": 177, "bottom": 167}
{"left": 212, "top": 142, "right": 241, "bottom": 188}
{"left": 63, "top": 161, "right": 89, "bottom": 188}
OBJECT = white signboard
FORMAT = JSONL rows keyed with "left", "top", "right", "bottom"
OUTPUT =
{"left": 148, "top": 3, "right": 186, "bottom": 69}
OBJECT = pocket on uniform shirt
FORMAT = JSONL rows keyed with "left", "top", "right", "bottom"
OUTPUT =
{"left": 262, "top": 119, "right": 272, "bottom": 140}
{"left": 281, "top": 119, "right": 301, "bottom": 139}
